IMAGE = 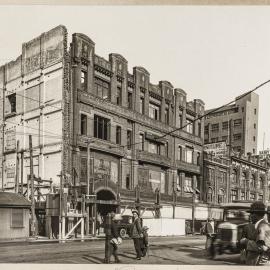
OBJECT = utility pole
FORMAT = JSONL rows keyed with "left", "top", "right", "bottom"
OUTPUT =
{"left": 86, "top": 142, "right": 91, "bottom": 235}
{"left": 58, "top": 171, "right": 63, "bottom": 242}
{"left": 20, "top": 150, "right": 24, "bottom": 195}
{"left": 192, "top": 190, "right": 195, "bottom": 235}
{"left": 15, "top": 140, "right": 19, "bottom": 193}
{"left": 29, "top": 135, "right": 36, "bottom": 237}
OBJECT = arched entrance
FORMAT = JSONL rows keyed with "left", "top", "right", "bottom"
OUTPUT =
{"left": 96, "top": 189, "right": 118, "bottom": 216}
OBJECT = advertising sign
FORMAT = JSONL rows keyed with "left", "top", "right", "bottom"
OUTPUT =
{"left": 204, "top": 141, "right": 227, "bottom": 157}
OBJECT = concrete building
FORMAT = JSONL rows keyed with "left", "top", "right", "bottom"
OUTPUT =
{"left": 204, "top": 92, "right": 259, "bottom": 155}
{"left": 0, "top": 25, "right": 207, "bottom": 236}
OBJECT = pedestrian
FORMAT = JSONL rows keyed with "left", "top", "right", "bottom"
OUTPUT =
{"left": 96, "top": 213, "right": 102, "bottom": 235}
{"left": 239, "top": 213, "right": 256, "bottom": 264}
{"left": 140, "top": 226, "right": 149, "bottom": 257}
{"left": 245, "top": 201, "right": 270, "bottom": 266}
{"left": 130, "top": 209, "right": 143, "bottom": 260}
{"left": 210, "top": 218, "right": 215, "bottom": 233}
{"left": 204, "top": 218, "right": 214, "bottom": 258}
{"left": 108, "top": 212, "right": 121, "bottom": 263}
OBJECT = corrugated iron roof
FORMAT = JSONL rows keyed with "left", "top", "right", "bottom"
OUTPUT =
{"left": 0, "top": 192, "right": 31, "bottom": 208}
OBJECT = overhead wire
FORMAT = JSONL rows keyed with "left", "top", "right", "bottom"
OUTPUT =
{"left": 1, "top": 79, "right": 270, "bottom": 153}
{"left": 108, "top": 79, "right": 270, "bottom": 150}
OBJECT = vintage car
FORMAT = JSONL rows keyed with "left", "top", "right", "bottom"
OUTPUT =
{"left": 100, "top": 214, "right": 133, "bottom": 238}
{"left": 207, "top": 201, "right": 252, "bottom": 259}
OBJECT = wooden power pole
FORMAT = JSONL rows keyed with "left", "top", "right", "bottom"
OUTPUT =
{"left": 15, "top": 140, "right": 19, "bottom": 193}
{"left": 29, "top": 135, "right": 36, "bottom": 237}
{"left": 86, "top": 142, "right": 91, "bottom": 235}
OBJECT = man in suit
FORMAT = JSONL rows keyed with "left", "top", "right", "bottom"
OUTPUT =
{"left": 205, "top": 218, "right": 216, "bottom": 258}
{"left": 130, "top": 210, "right": 143, "bottom": 260}
{"left": 245, "top": 201, "right": 270, "bottom": 266}
{"left": 108, "top": 212, "right": 121, "bottom": 263}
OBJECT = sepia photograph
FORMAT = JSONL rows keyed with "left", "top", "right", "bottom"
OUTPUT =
{"left": 1, "top": 2, "right": 270, "bottom": 268}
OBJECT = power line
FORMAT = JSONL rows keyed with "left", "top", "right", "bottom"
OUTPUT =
{"left": 1, "top": 79, "right": 269, "bottom": 154}
{"left": 108, "top": 79, "right": 270, "bottom": 150}
{"left": 0, "top": 87, "right": 62, "bottom": 111}
{"left": 6, "top": 90, "right": 62, "bottom": 111}
{"left": 5, "top": 120, "right": 63, "bottom": 138}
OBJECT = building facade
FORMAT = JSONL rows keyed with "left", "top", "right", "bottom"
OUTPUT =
{"left": 70, "top": 32, "right": 205, "bottom": 220}
{"left": 0, "top": 26, "right": 67, "bottom": 193}
{"left": 0, "top": 26, "right": 207, "bottom": 235}
{"left": 204, "top": 93, "right": 259, "bottom": 155}
{"left": 203, "top": 152, "right": 230, "bottom": 205}
{"left": 204, "top": 152, "right": 269, "bottom": 205}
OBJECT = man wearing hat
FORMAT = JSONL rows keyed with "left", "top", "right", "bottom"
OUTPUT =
{"left": 245, "top": 201, "right": 270, "bottom": 265}
{"left": 108, "top": 212, "right": 121, "bottom": 263}
{"left": 130, "top": 209, "right": 143, "bottom": 260}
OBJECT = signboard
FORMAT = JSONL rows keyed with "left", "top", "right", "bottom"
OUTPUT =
{"left": 204, "top": 141, "right": 227, "bottom": 157}
{"left": 259, "top": 149, "right": 270, "bottom": 159}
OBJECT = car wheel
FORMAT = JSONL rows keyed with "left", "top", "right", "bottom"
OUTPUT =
{"left": 119, "top": 228, "right": 127, "bottom": 238}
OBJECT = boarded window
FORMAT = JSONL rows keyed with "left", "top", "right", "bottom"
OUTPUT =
{"left": 5, "top": 129, "right": 16, "bottom": 151}
{"left": 11, "top": 208, "right": 24, "bottom": 228}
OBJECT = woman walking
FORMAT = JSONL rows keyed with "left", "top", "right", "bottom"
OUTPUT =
{"left": 130, "top": 210, "right": 143, "bottom": 260}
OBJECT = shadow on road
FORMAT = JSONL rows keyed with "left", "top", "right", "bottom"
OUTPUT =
{"left": 123, "top": 251, "right": 187, "bottom": 264}
{"left": 119, "top": 252, "right": 137, "bottom": 260}
{"left": 82, "top": 255, "right": 105, "bottom": 264}
{"left": 176, "top": 246, "right": 241, "bottom": 265}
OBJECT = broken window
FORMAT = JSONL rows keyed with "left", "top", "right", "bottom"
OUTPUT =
{"left": 81, "top": 70, "right": 87, "bottom": 90}
{"left": 8, "top": 94, "right": 16, "bottom": 113}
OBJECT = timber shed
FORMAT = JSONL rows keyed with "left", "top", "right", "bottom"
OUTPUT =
{"left": 0, "top": 192, "right": 31, "bottom": 240}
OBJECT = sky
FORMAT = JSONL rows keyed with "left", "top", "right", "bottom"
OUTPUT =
{"left": 0, "top": 5, "right": 270, "bottom": 152}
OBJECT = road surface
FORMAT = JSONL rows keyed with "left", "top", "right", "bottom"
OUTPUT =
{"left": 0, "top": 235, "right": 241, "bottom": 264}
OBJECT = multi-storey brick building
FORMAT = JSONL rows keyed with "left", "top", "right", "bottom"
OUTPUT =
{"left": 0, "top": 26, "right": 207, "bottom": 236}
{"left": 71, "top": 32, "right": 205, "bottom": 223}
{"left": 204, "top": 92, "right": 259, "bottom": 155}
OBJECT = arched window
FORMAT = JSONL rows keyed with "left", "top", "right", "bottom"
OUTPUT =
{"left": 240, "top": 172, "right": 246, "bottom": 187}
{"left": 231, "top": 169, "right": 237, "bottom": 184}
{"left": 251, "top": 174, "right": 256, "bottom": 189}
{"left": 218, "top": 189, "right": 225, "bottom": 204}
{"left": 259, "top": 177, "right": 264, "bottom": 189}
{"left": 197, "top": 152, "right": 201, "bottom": 165}
{"left": 207, "top": 187, "right": 213, "bottom": 203}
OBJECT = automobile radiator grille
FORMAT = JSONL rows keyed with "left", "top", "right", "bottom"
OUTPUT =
{"left": 220, "top": 229, "right": 233, "bottom": 241}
